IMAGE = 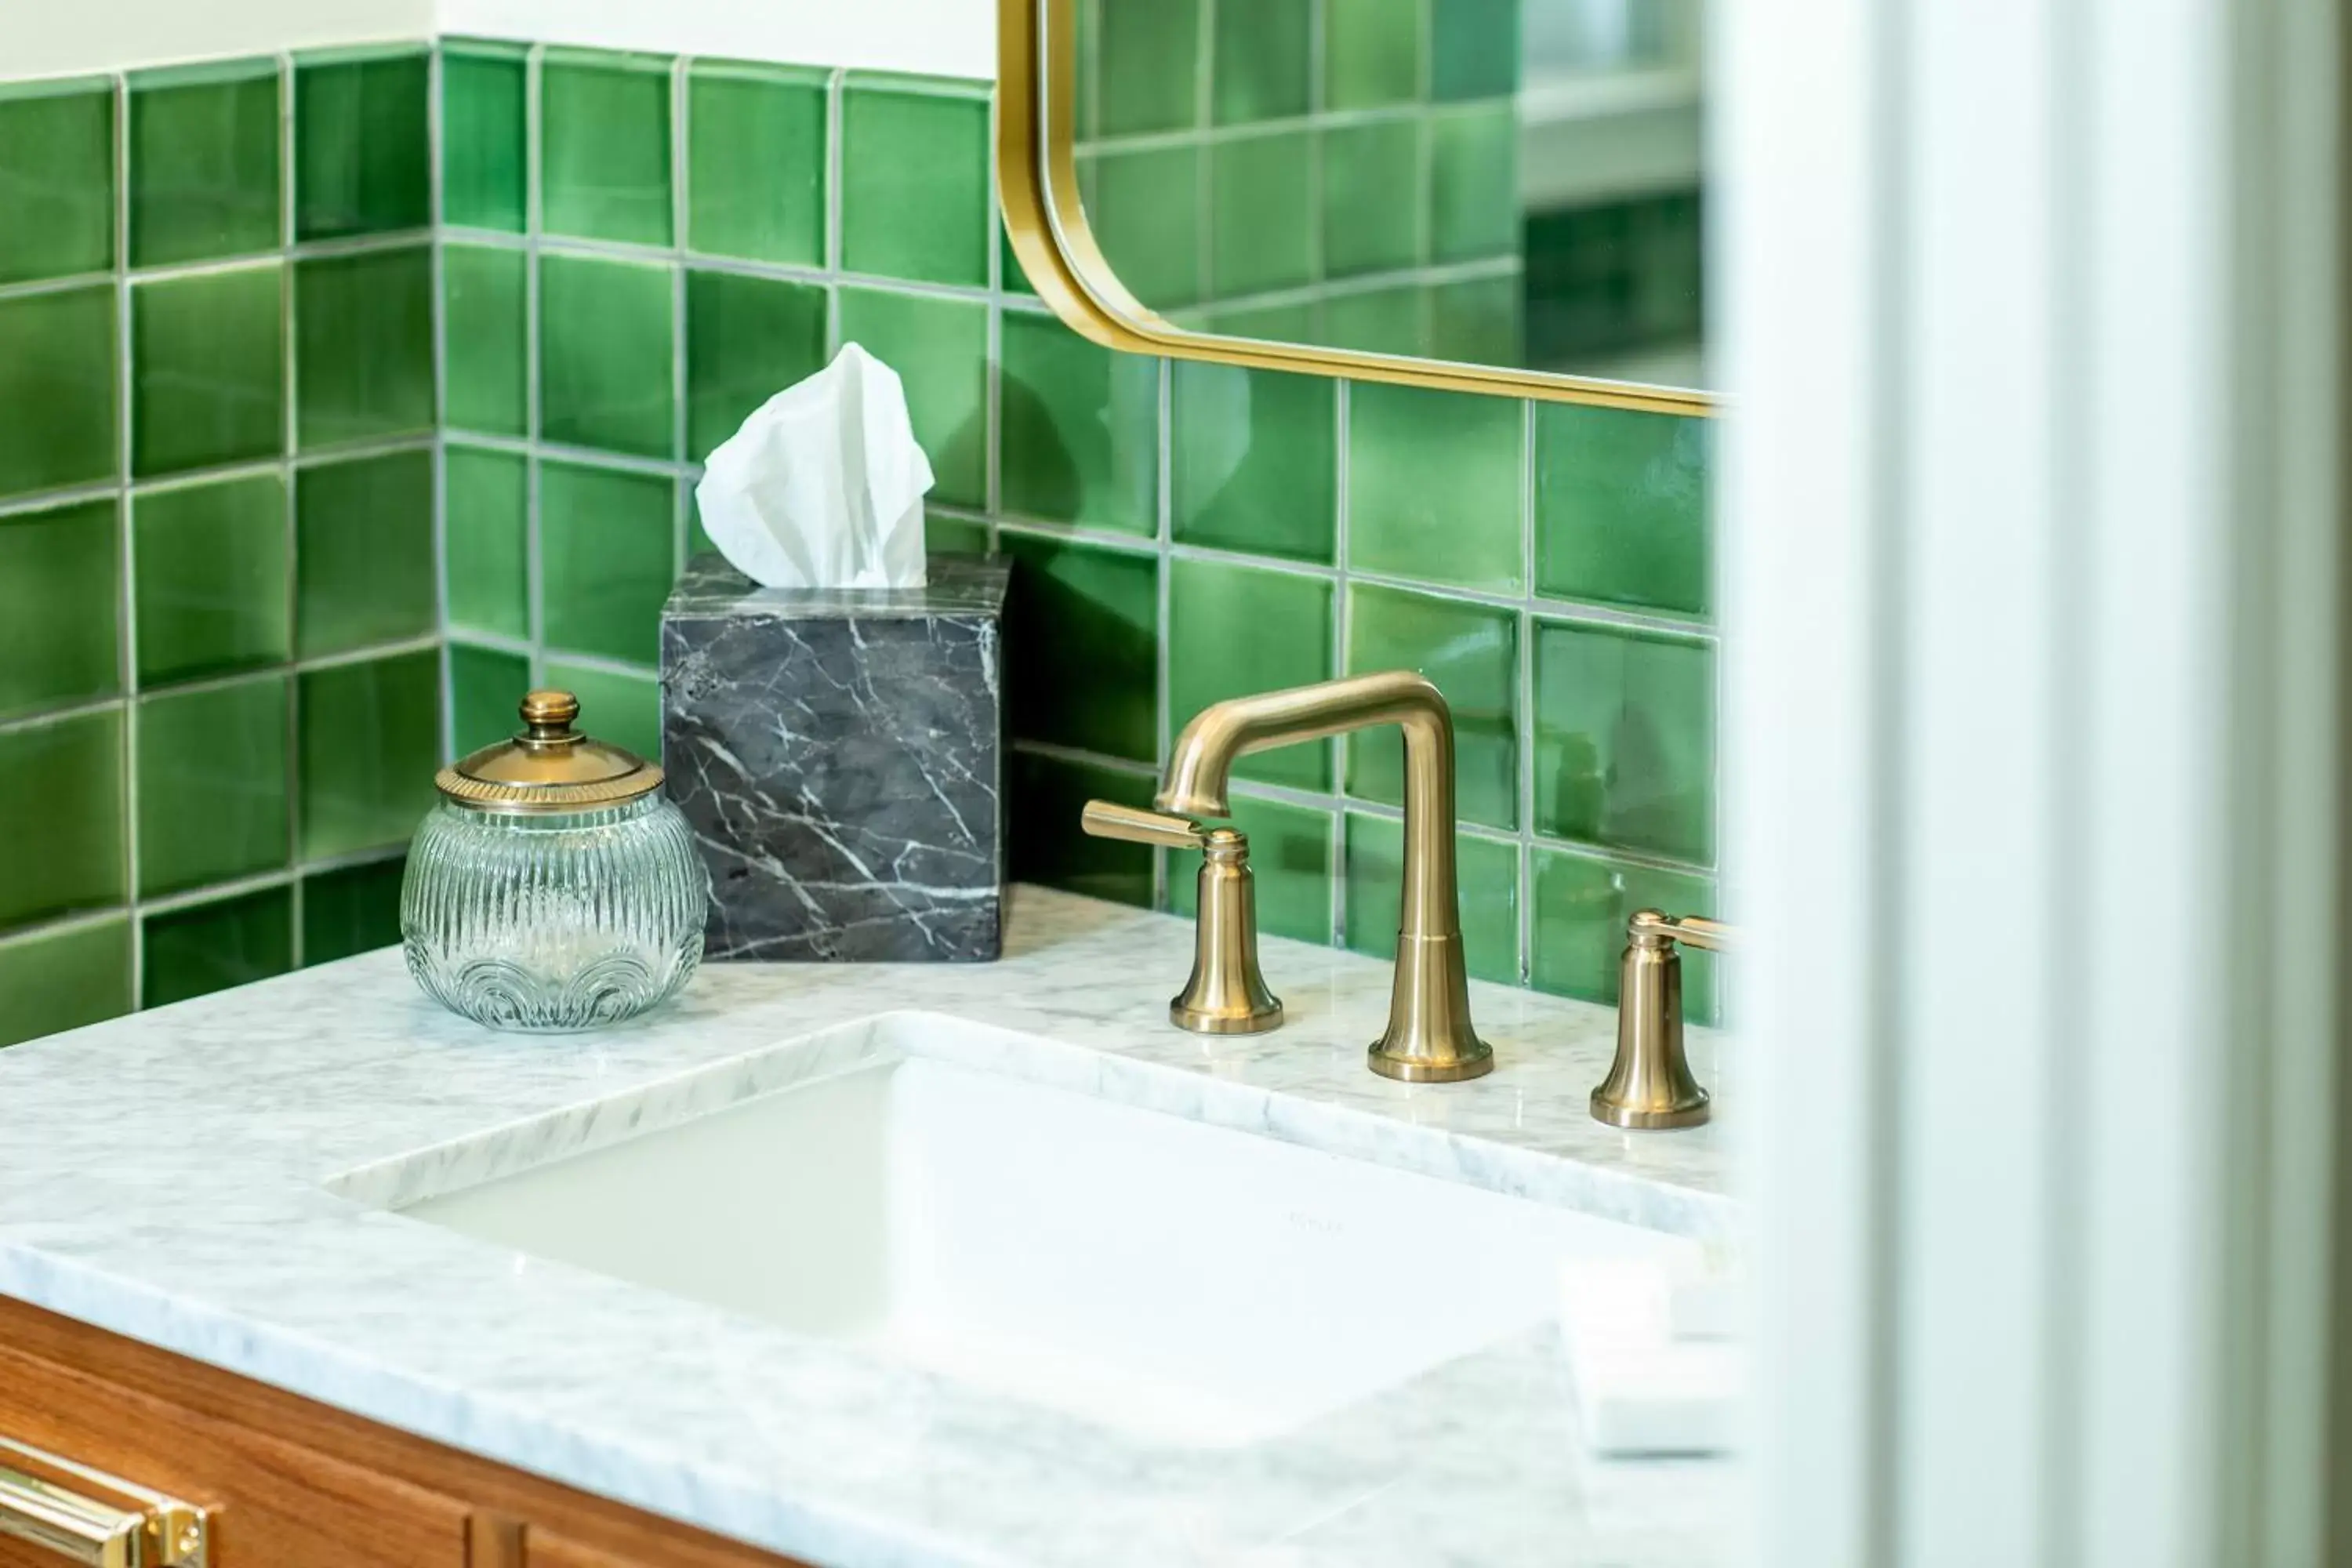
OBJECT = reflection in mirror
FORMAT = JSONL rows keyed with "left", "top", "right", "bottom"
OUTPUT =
{"left": 1070, "top": 0, "right": 1707, "bottom": 391}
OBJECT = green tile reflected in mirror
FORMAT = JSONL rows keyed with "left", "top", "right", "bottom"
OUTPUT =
{"left": 1063, "top": 0, "right": 1710, "bottom": 394}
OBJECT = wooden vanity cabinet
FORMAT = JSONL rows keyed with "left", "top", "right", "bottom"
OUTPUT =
{"left": 0, "top": 1298, "right": 811, "bottom": 1568}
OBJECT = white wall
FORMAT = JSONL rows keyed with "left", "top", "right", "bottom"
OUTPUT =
{"left": 5, "top": 0, "right": 992, "bottom": 82}
{"left": 432, "top": 0, "right": 995, "bottom": 78}
{"left": 7, "top": 0, "right": 434, "bottom": 78}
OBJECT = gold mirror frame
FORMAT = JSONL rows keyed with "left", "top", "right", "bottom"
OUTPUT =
{"left": 996, "top": 0, "right": 1717, "bottom": 416}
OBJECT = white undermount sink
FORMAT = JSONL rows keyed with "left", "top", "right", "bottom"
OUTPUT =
{"left": 392, "top": 1014, "right": 1690, "bottom": 1447}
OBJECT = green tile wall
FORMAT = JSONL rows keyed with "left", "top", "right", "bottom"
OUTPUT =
{"left": 0, "top": 51, "right": 433, "bottom": 1046}
{"left": 0, "top": 38, "right": 1719, "bottom": 1050}
{"left": 1073, "top": 0, "right": 1523, "bottom": 365}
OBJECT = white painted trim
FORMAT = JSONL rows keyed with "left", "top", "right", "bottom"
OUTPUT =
{"left": 1725, "top": 0, "right": 2343, "bottom": 1560}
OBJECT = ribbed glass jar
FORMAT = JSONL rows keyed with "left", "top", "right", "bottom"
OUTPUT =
{"left": 401, "top": 796, "right": 709, "bottom": 1032}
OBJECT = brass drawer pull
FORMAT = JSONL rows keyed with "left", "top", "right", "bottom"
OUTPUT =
{"left": 0, "top": 1436, "right": 208, "bottom": 1566}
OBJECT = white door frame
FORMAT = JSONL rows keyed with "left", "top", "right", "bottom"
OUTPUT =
{"left": 1716, "top": 2, "right": 2345, "bottom": 1563}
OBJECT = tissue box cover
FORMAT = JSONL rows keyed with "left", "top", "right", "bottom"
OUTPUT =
{"left": 659, "top": 552, "right": 1010, "bottom": 962}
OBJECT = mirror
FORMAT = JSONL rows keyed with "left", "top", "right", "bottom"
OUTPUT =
{"left": 1019, "top": 0, "right": 1710, "bottom": 408}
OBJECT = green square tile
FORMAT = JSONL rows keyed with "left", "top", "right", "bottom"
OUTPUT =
{"left": 1201, "top": 300, "right": 1317, "bottom": 343}
{"left": 1429, "top": 274, "right": 1521, "bottom": 364}
{"left": 0, "top": 918, "right": 131, "bottom": 1047}
{"left": 688, "top": 61, "right": 829, "bottom": 265}
{"left": 297, "top": 649, "right": 438, "bottom": 860}
{"left": 1348, "top": 382, "right": 1523, "bottom": 592}
{"left": 301, "top": 855, "right": 406, "bottom": 964}
{"left": 445, "top": 445, "right": 529, "bottom": 640}
{"left": 1432, "top": 0, "right": 1521, "bottom": 101}
{"left": 546, "top": 659, "right": 661, "bottom": 762}
{"left": 295, "top": 49, "right": 430, "bottom": 240}
{"left": 840, "top": 77, "right": 990, "bottom": 287}
{"left": 540, "top": 459, "right": 676, "bottom": 664}
{"left": 998, "top": 313, "right": 1158, "bottom": 533}
{"left": 443, "top": 242, "right": 528, "bottom": 437}
{"left": 1171, "top": 364, "right": 1336, "bottom": 565}
{"left": 1214, "top": 0, "right": 1310, "bottom": 125}
{"left": 1083, "top": 146, "right": 1201, "bottom": 310}
{"left": 1092, "top": 0, "right": 1200, "bottom": 136}
{"left": 837, "top": 287, "right": 987, "bottom": 508}
{"left": 449, "top": 642, "right": 531, "bottom": 757}
{"left": 684, "top": 269, "right": 828, "bottom": 460}
{"left": 143, "top": 885, "right": 292, "bottom": 1007}
{"left": 1535, "top": 402, "right": 1710, "bottom": 616}
{"left": 136, "top": 673, "right": 289, "bottom": 898}
{"left": 1001, "top": 221, "right": 1036, "bottom": 295}
{"left": 1322, "top": 121, "right": 1422, "bottom": 277}
{"left": 132, "top": 266, "right": 283, "bottom": 479}
{"left": 1534, "top": 621, "right": 1714, "bottom": 865}
{"left": 1430, "top": 105, "right": 1518, "bottom": 262}
{"left": 296, "top": 449, "right": 436, "bottom": 657}
{"left": 0, "top": 78, "right": 114, "bottom": 285}
{"left": 0, "top": 285, "right": 116, "bottom": 499}
{"left": 542, "top": 49, "right": 675, "bottom": 245}
{"left": 1345, "top": 584, "right": 1516, "bottom": 829}
{"left": 1207, "top": 131, "right": 1311, "bottom": 299}
{"left": 1345, "top": 814, "right": 1519, "bottom": 984}
{"left": 132, "top": 474, "right": 290, "bottom": 686}
{"left": 1327, "top": 0, "right": 1425, "bottom": 109}
{"left": 1008, "top": 749, "right": 1154, "bottom": 907}
{"left": 1531, "top": 847, "right": 1715, "bottom": 1020}
{"left": 1168, "top": 559, "right": 1331, "bottom": 789}
{"left": 1001, "top": 533, "right": 1158, "bottom": 761}
{"left": 927, "top": 514, "right": 989, "bottom": 555}
{"left": 442, "top": 44, "right": 528, "bottom": 231}
{"left": 128, "top": 60, "right": 281, "bottom": 267}
{"left": 1171, "top": 796, "right": 1332, "bottom": 943}
{"left": 0, "top": 499, "right": 118, "bottom": 720}
{"left": 539, "top": 252, "right": 677, "bottom": 459}
{"left": 1323, "top": 285, "right": 1426, "bottom": 356}
{"left": 0, "top": 711, "right": 124, "bottom": 933}
{"left": 296, "top": 246, "right": 435, "bottom": 448}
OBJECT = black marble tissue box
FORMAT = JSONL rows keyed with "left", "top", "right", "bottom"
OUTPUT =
{"left": 659, "top": 553, "right": 1010, "bottom": 962}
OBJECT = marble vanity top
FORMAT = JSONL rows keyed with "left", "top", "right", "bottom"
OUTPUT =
{"left": 0, "top": 886, "right": 1738, "bottom": 1568}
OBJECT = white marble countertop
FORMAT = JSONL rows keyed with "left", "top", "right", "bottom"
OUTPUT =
{"left": 0, "top": 887, "right": 1738, "bottom": 1568}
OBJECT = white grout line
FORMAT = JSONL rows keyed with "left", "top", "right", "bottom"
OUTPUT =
{"left": 1516, "top": 397, "right": 1538, "bottom": 986}
{"left": 523, "top": 42, "right": 547, "bottom": 689}
{"left": 428, "top": 42, "right": 455, "bottom": 765}
{"left": 1329, "top": 374, "right": 1355, "bottom": 944}
{"left": 110, "top": 69, "right": 142, "bottom": 1007}
{"left": 1152, "top": 354, "right": 1174, "bottom": 911}
{"left": 276, "top": 49, "right": 306, "bottom": 970}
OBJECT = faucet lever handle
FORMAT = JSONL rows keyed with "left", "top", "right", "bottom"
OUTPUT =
{"left": 1080, "top": 800, "right": 1208, "bottom": 849}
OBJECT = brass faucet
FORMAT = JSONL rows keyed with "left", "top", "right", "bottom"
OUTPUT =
{"left": 1153, "top": 670, "right": 1493, "bottom": 1083}
{"left": 1590, "top": 909, "right": 1732, "bottom": 1128}
{"left": 1080, "top": 800, "right": 1283, "bottom": 1033}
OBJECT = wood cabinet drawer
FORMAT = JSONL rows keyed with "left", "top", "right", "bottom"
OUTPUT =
{"left": 0, "top": 1297, "right": 811, "bottom": 1568}
{"left": 0, "top": 1342, "right": 470, "bottom": 1568}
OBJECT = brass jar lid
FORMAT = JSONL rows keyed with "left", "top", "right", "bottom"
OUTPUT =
{"left": 434, "top": 690, "right": 665, "bottom": 814}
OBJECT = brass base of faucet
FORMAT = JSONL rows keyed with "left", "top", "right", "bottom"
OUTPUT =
{"left": 1588, "top": 910, "right": 1724, "bottom": 1129}
{"left": 1367, "top": 931, "right": 1494, "bottom": 1081}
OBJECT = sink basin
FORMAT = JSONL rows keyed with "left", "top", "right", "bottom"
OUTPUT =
{"left": 391, "top": 1014, "right": 1690, "bottom": 1447}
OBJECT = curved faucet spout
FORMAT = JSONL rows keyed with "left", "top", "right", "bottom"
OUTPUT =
{"left": 1156, "top": 670, "right": 1490, "bottom": 1081}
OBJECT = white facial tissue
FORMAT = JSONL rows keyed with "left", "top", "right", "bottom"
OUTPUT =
{"left": 693, "top": 341, "right": 935, "bottom": 590}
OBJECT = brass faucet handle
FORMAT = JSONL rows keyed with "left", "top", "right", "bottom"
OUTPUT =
{"left": 1592, "top": 908, "right": 1731, "bottom": 1131}
{"left": 1081, "top": 800, "right": 1209, "bottom": 849}
{"left": 1078, "top": 799, "right": 1283, "bottom": 1036}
